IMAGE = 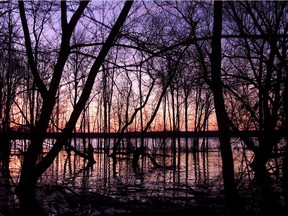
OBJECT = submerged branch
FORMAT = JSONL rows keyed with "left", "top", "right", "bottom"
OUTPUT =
{"left": 65, "top": 143, "right": 95, "bottom": 166}
{"left": 132, "top": 147, "right": 174, "bottom": 170}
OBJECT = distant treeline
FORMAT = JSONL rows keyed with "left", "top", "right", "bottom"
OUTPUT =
{"left": 1, "top": 130, "right": 285, "bottom": 139}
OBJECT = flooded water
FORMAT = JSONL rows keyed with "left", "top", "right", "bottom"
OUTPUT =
{"left": 9, "top": 137, "right": 256, "bottom": 204}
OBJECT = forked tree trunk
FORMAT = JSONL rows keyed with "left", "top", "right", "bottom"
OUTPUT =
{"left": 16, "top": 1, "right": 133, "bottom": 214}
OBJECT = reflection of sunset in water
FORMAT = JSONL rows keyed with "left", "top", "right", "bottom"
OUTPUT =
{"left": 9, "top": 138, "right": 256, "bottom": 200}
{"left": 9, "top": 155, "right": 22, "bottom": 181}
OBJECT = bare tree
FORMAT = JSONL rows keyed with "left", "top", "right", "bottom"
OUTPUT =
{"left": 0, "top": 1, "right": 24, "bottom": 184}
{"left": 16, "top": 1, "right": 133, "bottom": 214}
{"left": 224, "top": 1, "right": 287, "bottom": 179}
{"left": 222, "top": 1, "right": 288, "bottom": 213}
{"left": 209, "top": 1, "right": 240, "bottom": 211}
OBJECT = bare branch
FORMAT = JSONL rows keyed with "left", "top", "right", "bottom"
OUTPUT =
{"left": 18, "top": 1, "right": 48, "bottom": 99}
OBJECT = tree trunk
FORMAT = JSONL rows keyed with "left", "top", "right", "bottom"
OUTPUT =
{"left": 250, "top": 137, "right": 272, "bottom": 180}
{"left": 15, "top": 173, "right": 48, "bottom": 215}
{"left": 210, "top": 1, "right": 241, "bottom": 213}
{"left": 282, "top": 51, "right": 288, "bottom": 210}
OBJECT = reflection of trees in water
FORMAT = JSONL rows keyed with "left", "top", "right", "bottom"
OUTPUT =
{"left": 7, "top": 137, "right": 286, "bottom": 214}
{"left": 9, "top": 138, "right": 208, "bottom": 185}
{"left": 9, "top": 137, "right": 243, "bottom": 190}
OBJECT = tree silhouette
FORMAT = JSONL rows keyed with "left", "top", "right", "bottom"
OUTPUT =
{"left": 16, "top": 1, "right": 133, "bottom": 214}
